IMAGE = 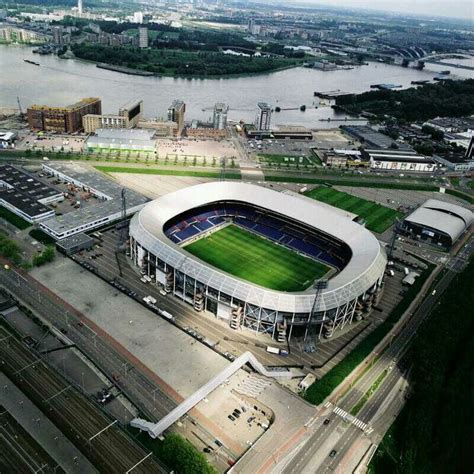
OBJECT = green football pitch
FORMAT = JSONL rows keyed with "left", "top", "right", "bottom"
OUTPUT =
{"left": 305, "top": 187, "right": 403, "bottom": 233}
{"left": 184, "top": 225, "right": 330, "bottom": 292}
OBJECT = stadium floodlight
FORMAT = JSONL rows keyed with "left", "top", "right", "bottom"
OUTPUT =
{"left": 303, "top": 279, "right": 328, "bottom": 353}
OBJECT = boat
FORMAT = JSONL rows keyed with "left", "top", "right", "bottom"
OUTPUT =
{"left": 24, "top": 59, "right": 40, "bottom": 66}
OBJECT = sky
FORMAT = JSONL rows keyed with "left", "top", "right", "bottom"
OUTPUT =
{"left": 305, "top": 0, "right": 472, "bottom": 20}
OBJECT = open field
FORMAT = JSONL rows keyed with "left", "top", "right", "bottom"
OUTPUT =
{"left": 305, "top": 186, "right": 403, "bottom": 233}
{"left": 95, "top": 165, "right": 240, "bottom": 179}
{"left": 184, "top": 224, "right": 329, "bottom": 291}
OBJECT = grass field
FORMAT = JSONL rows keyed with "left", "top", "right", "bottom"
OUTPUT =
{"left": 257, "top": 153, "right": 314, "bottom": 166}
{"left": 184, "top": 225, "right": 329, "bottom": 291}
{"left": 305, "top": 187, "right": 402, "bottom": 233}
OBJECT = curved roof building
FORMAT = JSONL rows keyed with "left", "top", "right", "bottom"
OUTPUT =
{"left": 403, "top": 199, "right": 473, "bottom": 247}
{"left": 129, "top": 182, "right": 387, "bottom": 340}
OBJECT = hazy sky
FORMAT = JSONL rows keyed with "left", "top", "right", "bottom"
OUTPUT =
{"left": 310, "top": 0, "right": 472, "bottom": 20}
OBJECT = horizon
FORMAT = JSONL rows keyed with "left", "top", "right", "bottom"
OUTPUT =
{"left": 283, "top": 0, "right": 473, "bottom": 21}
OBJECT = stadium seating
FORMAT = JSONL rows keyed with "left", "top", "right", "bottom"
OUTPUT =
{"left": 163, "top": 202, "right": 350, "bottom": 270}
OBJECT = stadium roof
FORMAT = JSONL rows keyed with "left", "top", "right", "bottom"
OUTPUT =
{"left": 130, "top": 182, "right": 387, "bottom": 314}
{"left": 404, "top": 199, "right": 473, "bottom": 243}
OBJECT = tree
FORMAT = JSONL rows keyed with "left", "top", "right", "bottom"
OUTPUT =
{"left": 157, "top": 434, "right": 216, "bottom": 474}
{"left": 33, "top": 246, "right": 55, "bottom": 267}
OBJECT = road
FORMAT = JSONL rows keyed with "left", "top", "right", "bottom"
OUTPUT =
{"left": 0, "top": 258, "right": 238, "bottom": 471}
{"left": 282, "top": 236, "right": 473, "bottom": 473}
{"left": 75, "top": 227, "right": 403, "bottom": 377}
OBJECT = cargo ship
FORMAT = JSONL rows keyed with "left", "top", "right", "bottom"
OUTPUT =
{"left": 24, "top": 59, "right": 40, "bottom": 66}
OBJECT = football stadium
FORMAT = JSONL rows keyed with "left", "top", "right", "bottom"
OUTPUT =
{"left": 129, "top": 182, "right": 387, "bottom": 342}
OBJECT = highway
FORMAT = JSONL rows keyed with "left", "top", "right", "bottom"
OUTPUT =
{"left": 282, "top": 236, "right": 473, "bottom": 473}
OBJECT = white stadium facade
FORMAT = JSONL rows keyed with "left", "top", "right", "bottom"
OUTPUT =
{"left": 129, "top": 182, "right": 387, "bottom": 342}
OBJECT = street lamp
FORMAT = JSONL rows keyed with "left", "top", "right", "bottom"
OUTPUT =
{"left": 303, "top": 279, "right": 328, "bottom": 353}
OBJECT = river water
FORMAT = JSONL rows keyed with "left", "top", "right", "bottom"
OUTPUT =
{"left": 1, "top": 44, "right": 472, "bottom": 127}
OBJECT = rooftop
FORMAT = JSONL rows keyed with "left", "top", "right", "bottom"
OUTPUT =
{"left": 130, "top": 182, "right": 386, "bottom": 314}
{"left": 404, "top": 199, "right": 473, "bottom": 242}
{"left": 94, "top": 128, "right": 155, "bottom": 140}
{"left": 40, "top": 163, "right": 149, "bottom": 237}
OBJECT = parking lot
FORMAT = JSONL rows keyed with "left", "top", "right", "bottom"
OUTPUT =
{"left": 244, "top": 138, "right": 319, "bottom": 165}
{"left": 67, "top": 225, "right": 410, "bottom": 382}
{"left": 16, "top": 132, "right": 87, "bottom": 153}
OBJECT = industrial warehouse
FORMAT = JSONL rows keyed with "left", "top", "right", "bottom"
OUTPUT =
{"left": 129, "top": 182, "right": 387, "bottom": 342}
{"left": 38, "top": 163, "right": 148, "bottom": 239}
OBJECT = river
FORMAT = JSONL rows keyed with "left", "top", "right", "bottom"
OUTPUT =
{"left": 0, "top": 44, "right": 472, "bottom": 127}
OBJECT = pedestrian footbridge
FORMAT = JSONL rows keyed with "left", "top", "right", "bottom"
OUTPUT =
{"left": 130, "top": 351, "right": 292, "bottom": 438}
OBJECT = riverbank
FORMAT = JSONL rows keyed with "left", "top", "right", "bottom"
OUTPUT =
{"left": 1, "top": 44, "right": 452, "bottom": 126}
{"left": 96, "top": 63, "right": 155, "bottom": 76}
{"left": 92, "top": 57, "right": 304, "bottom": 79}
{"left": 71, "top": 44, "right": 306, "bottom": 79}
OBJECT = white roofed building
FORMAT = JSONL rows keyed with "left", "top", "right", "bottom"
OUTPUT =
{"left": 401, "top": 199, "right": 473, "bottom": 248}
{"left": 129, "top": 182, "right": 387, "bottom": 342}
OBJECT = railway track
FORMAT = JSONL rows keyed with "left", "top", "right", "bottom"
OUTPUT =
{"left": 0, "top": 324, "right": 167, "bottom": 473}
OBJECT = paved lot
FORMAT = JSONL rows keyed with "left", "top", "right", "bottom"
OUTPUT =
{"left": 312, "top": 129, "right": 356, "bottom": 150}
{"left": 108, "top": 173, "right": 212, "bottom": 199}
{"left": 156, "top": 138, "right": 237, "bottom": 161}
{"left": 335, "top": 186, "right": 472, "bottom": 211}
{"left": 31, "top": 257, "right": 229, "bottom": 399}
{"left": 16, "top": 132, "right": 87, "bottom": 153}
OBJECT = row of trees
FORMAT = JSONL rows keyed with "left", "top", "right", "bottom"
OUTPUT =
{"left": 304, "top": 262, "right": 434, "bottom": 405}
{"left": 339, "top": 79, "right": 474, "bottom": 122}
{"left": 371, "top": 257, "right": 474, "bottom": 473}
{"left": 71, "top": 44, "right": 297, "bottom": 76}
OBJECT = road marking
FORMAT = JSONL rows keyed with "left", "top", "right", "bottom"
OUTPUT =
{"left": 332, "top": 405, "right": 368, "bottom": 432}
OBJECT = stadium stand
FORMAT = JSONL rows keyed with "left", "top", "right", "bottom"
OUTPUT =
{"left": 164, "top": 202, "right": 351, "bottom": 270}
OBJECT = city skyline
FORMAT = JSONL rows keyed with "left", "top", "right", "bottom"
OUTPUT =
{"left": 296, "top": 0, "right": 472, "bottom": 19}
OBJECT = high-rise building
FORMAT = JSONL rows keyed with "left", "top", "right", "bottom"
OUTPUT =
{"left": 138, "top": 26, "right": 148, "bottom": 48}
{"left": 133, "top": 11, "right": 143, "bottom": 24}
{"left": 52, "top": 26, "right": 62, "bottom": 44}
{"left": 167, "top": 100, "right": 186, "bottom": 135}
{"left": 77, "top": 0, "right": 83, "bottom": 16}
{"left": 27, "top": 98, "right": 101, "bottom": 133}
{"left": 254, "top": 102, "right": 272, "bottom": 131}
{"left": 213, "top": 103, "right": 228, "bottom": 130}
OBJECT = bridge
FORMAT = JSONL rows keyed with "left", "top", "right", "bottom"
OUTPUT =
{"left": 130, "top": 351, "right": 293, "bottom": 438}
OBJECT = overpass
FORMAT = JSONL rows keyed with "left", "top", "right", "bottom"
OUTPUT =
{"left": 130, "top": 351, "right": 293, "bottom": 438}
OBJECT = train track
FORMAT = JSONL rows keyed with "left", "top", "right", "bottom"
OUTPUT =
{"left": 0, "top": 324, "right": 167, "bottom": 473}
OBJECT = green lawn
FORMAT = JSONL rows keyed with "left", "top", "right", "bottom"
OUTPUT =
{"left": 257, "top": 153, "right": 314, "bottom": 166}
{"left": 184, "top": 225, "right": 329, "bottom": 291}
{"left": 305, "top": 187, "right": 402, "bottom": 233}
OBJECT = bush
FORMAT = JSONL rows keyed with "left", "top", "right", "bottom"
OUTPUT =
{"left": 33, "top": 246, "right": 55, "bottom": 267}
{"left": 304, "top": 263, "right": 434, "bottom": 405}
{"left": 0, "top": 233, "right": 22, "bottom": 265}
